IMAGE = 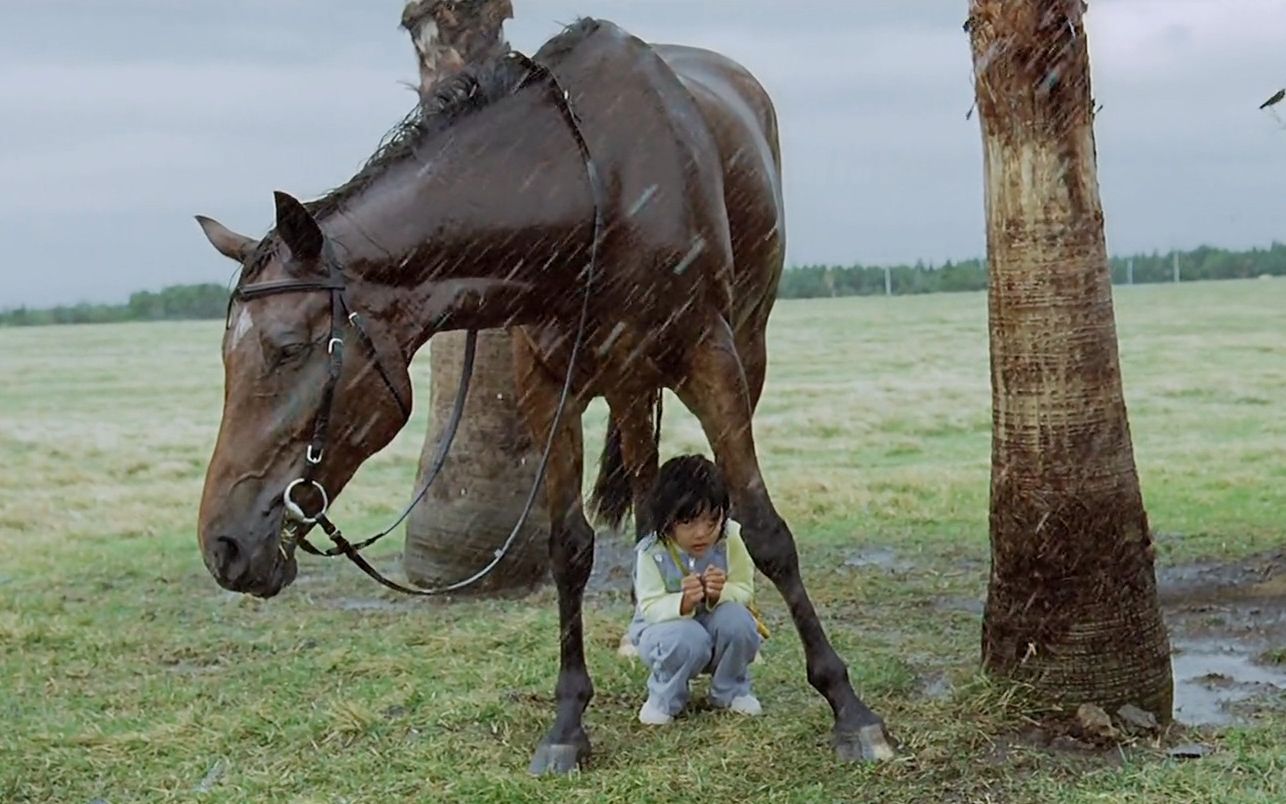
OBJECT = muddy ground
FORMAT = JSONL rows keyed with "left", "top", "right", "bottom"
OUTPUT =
{"left": 1158, "top": 549, "right": 1286, "bottom": 726}
{"left": 588, "top": 536, "right": 1286, "bottom": 727}
{"left": 328, "top": 535, "right": 1285, "bottom": 728}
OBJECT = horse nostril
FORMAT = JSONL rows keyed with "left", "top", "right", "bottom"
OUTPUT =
{"left": 214, "top": 536, "right": 243, "bottom": 578}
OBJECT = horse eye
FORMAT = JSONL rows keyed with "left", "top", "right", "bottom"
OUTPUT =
{"left": 269, "top": 341, "right": 312, "bottom": 369}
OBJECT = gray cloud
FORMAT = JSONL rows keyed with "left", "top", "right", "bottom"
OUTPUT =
{"left": 2, "top": 0, "right": 1282, "bottom": 306}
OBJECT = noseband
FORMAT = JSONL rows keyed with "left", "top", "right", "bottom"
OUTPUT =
{"left": 229, "top": 51, "right": 605, "bottom": 595}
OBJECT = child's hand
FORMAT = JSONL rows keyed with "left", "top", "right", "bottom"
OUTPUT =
{"left": 680, "top": 574, "right": 705, "bottom": 615}
{"left": 702, "top": 566, "right": 726, "bottom": 603}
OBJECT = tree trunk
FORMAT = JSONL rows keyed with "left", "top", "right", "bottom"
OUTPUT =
{"left": 969, "top": 0, "right": 1173, "bottom": 717}
{"left": 399, "top": 1, "right": 547, "bottom": 594}
{"left": 404, "top": 329, "right": 549, "bottom": 593}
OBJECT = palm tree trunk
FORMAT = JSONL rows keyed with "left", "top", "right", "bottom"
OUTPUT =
{"left": 969, "top": 0, "right": 1173, "bottom": 716}
{"left": 404, "top": 329, "right": 549, "bottom": 592}
{"left": 399, "top": 1, "right": 547, "bottom": 594}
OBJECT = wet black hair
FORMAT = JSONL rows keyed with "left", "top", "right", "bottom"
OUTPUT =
{"left": 648, "top": 454, "right": 729, "bottom": 541}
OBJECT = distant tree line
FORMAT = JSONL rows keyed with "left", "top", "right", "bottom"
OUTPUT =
{"left": 0, "top": 284, "right": 230, "bottom": 326}
{"left": 777, "top": 242, "right": 1286, "bottom": 299}
{"left": 3, "top": 244, "right": 1285, "bottom": 326}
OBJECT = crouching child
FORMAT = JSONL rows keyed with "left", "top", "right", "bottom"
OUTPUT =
{"left": 627, "top": 454, "right": 763, "bottom": 725}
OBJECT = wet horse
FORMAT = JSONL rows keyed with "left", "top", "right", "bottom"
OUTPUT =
{"left": 195, "top": 19, "right": 893, "bottom": 773}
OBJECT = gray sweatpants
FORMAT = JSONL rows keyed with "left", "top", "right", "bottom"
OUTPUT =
{"left": 634, "top": 602, "right": 761, "bottom": 715}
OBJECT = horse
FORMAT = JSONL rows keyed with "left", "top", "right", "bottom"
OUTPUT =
{"left": 194, "top": 18, "right": 893, "bottom": 773}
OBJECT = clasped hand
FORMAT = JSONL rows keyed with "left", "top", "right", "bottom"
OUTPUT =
{"left": 680, "top": 566, "right": 727, "bottom": 614}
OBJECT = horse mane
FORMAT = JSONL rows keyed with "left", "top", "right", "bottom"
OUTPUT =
{"left": 238, "top": 18, "right": 605, "bottom": 281}
{"left": 308, "top": 18, "right": 605, "bottom": 221}
{"left": 306, "top": 59, "right": 528, "bottom": 220}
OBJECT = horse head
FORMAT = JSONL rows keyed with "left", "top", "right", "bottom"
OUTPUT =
{"left": 194, "top": 193, "right": 414, "bottom": 597}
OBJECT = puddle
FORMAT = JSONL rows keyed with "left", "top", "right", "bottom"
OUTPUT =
{"left": 1163, "top": 551, "right": 1286, "bottom": 727}
{"left": 844, "top": 547, "right": 916, "bottom": 573}
{"left": 918, "top": 671, "right": 953, "bottom": 700}
{"left": 587, "top": 531, "right": 635, "bottom": 595}
{"left": 333, "top": 598, "right": 414, "bottom": 612}
{"left": 1171, "top": 642, "right": 1286, "bottom": 726}
{"left": 933, "top": 595, "right": 984, "bottom": 615}
{"left": 1157, "top": 558, "right": 1271, "bottom": 604}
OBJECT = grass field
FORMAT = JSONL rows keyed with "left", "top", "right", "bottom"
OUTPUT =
{"left": 1, "top": 279, "right": 1284, "bottom": 802}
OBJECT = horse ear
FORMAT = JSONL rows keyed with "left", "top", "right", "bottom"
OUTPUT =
{"left": 195, "top": 215, "right": 257, "bottom": 262}
{"left": 273, "top": 191, "right": 323, "bottom": 262}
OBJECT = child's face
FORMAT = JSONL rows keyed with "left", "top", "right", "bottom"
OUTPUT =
{"left": 669, "top": 507, "right": 723, "bottom": 557}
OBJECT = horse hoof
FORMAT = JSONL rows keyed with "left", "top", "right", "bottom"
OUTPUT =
{"left": 528, "top": 739, "right": 590, "bottom": 775}
{"left": 834, "top": 722, "right": 896, "bottom": 763}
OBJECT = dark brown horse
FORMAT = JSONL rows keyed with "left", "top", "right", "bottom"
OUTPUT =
{"left": 195, "top": 19, "right": 892, "bottom": 773}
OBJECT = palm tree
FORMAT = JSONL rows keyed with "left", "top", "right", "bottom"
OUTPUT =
{"left": 399, "top": 0, "right": 548, "bottom": 592}
{"left": 968, "top": 0, "right": 1173, "bottom": 716}
{"left": 404, "top": 330, "right": 548, "bottom": 592}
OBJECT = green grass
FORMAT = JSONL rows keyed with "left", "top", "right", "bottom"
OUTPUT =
{"left": 2, "top": 279, "right": 1284, "bottom": 802}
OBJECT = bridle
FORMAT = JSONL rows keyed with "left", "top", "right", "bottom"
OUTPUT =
{"left": 228, "top": 51, "right": 605, "bottom": 596}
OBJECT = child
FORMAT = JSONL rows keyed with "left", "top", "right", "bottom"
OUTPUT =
{"left": 627, "top": 454, "right": 762, "bottom": 725}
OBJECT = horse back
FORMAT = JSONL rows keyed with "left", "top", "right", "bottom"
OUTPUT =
{"left": 654, "top": 44, "right": 787, "bottom": 334}
{"left": 529, "top": 20, "right": 784, "bottom": 384}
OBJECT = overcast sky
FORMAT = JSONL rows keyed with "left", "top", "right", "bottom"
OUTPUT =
{"left": 2, "top": 0, "right": 1283, "bottom": 307}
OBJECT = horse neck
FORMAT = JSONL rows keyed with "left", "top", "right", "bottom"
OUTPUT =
{"left": 324, "top": 87, "right": 595, "bottom": 359}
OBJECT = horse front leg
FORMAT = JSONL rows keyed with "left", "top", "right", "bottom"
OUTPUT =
{"left": 674, "top": 319, "right": 895, "bottom": 762}
{"left": 515, "top": 339, "right": 595, "bottom": 775}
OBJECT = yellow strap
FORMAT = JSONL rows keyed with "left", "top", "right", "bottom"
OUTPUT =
{"left": 749, "top": 601, "right": 771, "bottom": 640}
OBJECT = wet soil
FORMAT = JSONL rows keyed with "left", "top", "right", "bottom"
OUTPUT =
{"left": 587, "top": 530, "right": 636, "bottom": 595}
{"left": 858, "top": 543, "right": 1286, "bottom": 726}
{"left": 1158, "top": 550, "right": 1286, "bottom": 726}
{"left": 316, "top": 534, "right": 1284, "bottom": 729}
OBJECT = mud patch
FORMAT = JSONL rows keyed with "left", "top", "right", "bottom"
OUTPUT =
{"left": 917, "top": 671, "right": 953, "bottom": 700}
{"left": 924, "top": 549, "right": 1286, "bottom": 728}
{"left": 587, "top": 530, "right": 635, "bottom": 595}
{"left": 844, "top": 546, "right": 917, "bottom": 573}
{"left": 1157, "top": 552, "right": 1278, "bottom": 604}
{"left": 1161, "top": 551, "right": 1286, "bottom": 727}
{"left": 332, "top": 597, "right": 420, "bottom": 613}
{"left": 983, "top": 725, "right": 1127, "bottom": 769}
{"left": 934, "top": 595, "right": 985, "bottom": 615}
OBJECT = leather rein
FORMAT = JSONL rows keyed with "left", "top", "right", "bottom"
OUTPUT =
{"left": 229, "top": 52, "right": 605, "bottom": 596}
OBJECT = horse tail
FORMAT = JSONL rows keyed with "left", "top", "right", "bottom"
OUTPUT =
{"left": 591, "top": 417, "right": 632, "bottom": 530}
{"left": 590, "top": 390, "right": 663, "bottom": 531}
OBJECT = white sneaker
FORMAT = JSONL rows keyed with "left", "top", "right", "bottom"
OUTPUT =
{"left": 617, "top": 634, "right": 639, "bottom": 660}
{"left": 728, "top": 694, "right": 762, "bottom": 716}
{"left": 638, "top": 699, "right": 673, "bottom": 726}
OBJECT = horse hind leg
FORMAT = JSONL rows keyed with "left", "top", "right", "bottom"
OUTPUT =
{"left": 514, "top": 337, "right": 595, "bottom": 775}
{"left": 591, "top": 393, "right": 660, "bottom": 542}
{"left": 608, "top": 390, "right": 662, "bottom": 540}
{"left": 735, "top": 291, "right": 775, "bottom": 413}
{"left": 674, "top": 316, "right": 894, "bottom": 763}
